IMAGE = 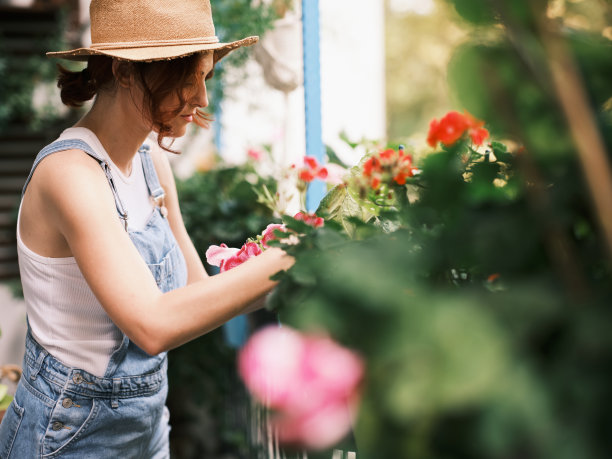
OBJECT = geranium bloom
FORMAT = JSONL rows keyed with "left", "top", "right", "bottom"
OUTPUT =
{"left": 206, "top": 241, "right": 262, "bottom": 272}
{"left": 261, "top": 223, "right": 287, "bottom": 248}
{"left": 294, "top": 211, "right": 324, "bottom": 228}
{"left": 361, "top": 146, "right": 416, "bottom": 189}
{"left": 427, "top": 111, "right": 489, "bottom": 147}
{"left": 238, "top": 326, "right": 364, "bottom": 450}
{"left": 298, "top": 156, "right": 328, "bottom": 183}
{"left": 205, "top": 243, "right": 238, "bottom": 268}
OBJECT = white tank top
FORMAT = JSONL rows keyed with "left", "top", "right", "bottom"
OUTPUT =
{"left": 17, "top": 128, "right": 155, "bottom": 377}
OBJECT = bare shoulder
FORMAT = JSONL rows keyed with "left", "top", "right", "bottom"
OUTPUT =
{"left": 20, "top": 148, "right": 120, "bottom": 257}
{"left": 32, "top": 148, "right": 113, "bottom": 203}
{"left": 29, "top": 148, "right": 119, "bottom": 233}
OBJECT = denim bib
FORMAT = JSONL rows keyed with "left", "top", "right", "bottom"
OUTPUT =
{"left": 0, "top": 139, "right": 187, "bottom": 458}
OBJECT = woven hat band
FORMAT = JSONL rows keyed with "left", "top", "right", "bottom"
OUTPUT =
{"left": 90, "top": 0, "right": 215, "bottom": 46}
{"left": 91, "top": 37, "right": 220, "bottom": 51}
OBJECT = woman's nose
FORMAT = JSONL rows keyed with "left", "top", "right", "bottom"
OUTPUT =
{"left": 191, "top": 81, "right": 209, "bottom": 108}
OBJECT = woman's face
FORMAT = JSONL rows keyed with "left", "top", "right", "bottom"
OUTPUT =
{"left": 160, "top": 52, "right": 214, "bottom": 138}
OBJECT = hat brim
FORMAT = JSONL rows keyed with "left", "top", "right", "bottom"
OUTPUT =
{"left": 46, "top": 36, "right": 258, "bottom": 63}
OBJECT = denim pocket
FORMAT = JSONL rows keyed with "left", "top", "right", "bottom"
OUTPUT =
{"left": 42, "top": 394, "right": 99, "bottom": 457}
{"left": 148, "top": 245, "right": 187, "bottom": 293}
{"left": 0, "top": 399, "right": 25, "bottom": 459}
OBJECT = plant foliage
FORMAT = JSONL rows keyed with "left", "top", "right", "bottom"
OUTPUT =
{"left": 262, "top": 2, "right": 612, "bottom": 456}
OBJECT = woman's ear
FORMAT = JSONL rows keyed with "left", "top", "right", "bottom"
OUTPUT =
{"left": 111, "top": 59, "right": 133, "bottom": 88}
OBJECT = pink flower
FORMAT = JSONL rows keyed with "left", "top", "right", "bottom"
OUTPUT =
{"left": 324, "top": 163, "right": 348, "bottom": 186}
{"left": 238, "top": 326, "right": 305, "bottom": 407}
{"left": 222, "top": 242, "right": 262, "bottom": 272}
{"left": 238, "top": 326, "right": 364, "bottom": 450}
{"left": 294, "top": 211, "right": 324, "bottom": 228}
{"left": 206, "top": 241, "right": 262, "bottom": 272}
{"left": 261, "top": 223, "right": 287, "bottom": 248}
{"left": 247, "top": 148, "right": 265, "bottom": 161}
{"left": 276, "top": 400, "right": 357, "bottom": 451}
{"left": 205, "top": 243, "right": 239, "bottom": 267}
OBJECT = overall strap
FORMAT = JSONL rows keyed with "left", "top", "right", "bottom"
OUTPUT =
{"left": 22, "top": 139, "right": 129, "bottom": 231}
{"left": 138, "top": 143, "right": 168, "bottom": 217}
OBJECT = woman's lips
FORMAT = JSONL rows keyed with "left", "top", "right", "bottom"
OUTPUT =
{"left": 180, "top": 114, "right": 194, "bottom": 122}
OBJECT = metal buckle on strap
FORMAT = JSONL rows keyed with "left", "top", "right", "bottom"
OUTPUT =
{"left": 152, "top": 192, "right": 168, "bottom": 218}
{"left": 103, "top": 161, "right": 129, "bottom": 231}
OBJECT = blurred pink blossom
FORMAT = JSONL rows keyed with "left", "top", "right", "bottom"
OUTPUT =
{"left": 238, "top": 325, "right": 364, "bottom": 450}
{"left": 261, "top": 223, "right": 288, "bottom": 248}
{"left": 247, "top": 148, "right": 265, "bottom": 161}
{"left": 294, "top": 211, "right": 324, "bottom": 228}
{"left": 324, "top": 163, "right": 348, "bottom": 186}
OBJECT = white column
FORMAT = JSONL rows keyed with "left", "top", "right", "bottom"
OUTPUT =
{"left": 319, "top": 0, "right": 386, "bottom": 164}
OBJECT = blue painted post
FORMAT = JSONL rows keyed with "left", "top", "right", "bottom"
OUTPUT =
{"left": 302, "top": 0, "right": 326, "bottom": 213}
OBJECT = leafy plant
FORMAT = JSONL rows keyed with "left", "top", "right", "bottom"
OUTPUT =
{"left": 0, "top": 8, "right": 70, "bottom": 132}
{"left": 177, "top": 162, "right": 279, "bottom": 271}
{"left": 168, "top": 160, "right": 278, "bottom": 459}
{"left": 262, "top": 62, "right": 612, "bottom": 457}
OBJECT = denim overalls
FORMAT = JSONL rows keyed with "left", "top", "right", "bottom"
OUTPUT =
{"left": 0, "top": 139, "right": 187, "bottom": 458}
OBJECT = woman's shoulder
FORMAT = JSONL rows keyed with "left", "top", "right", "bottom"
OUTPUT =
{"left": 36, "top": 147, "right": 105, "bottom": 180}
{"left": 31, "top": 148, "right": 112, "bottom": 207}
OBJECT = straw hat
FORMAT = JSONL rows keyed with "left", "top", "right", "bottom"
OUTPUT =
{"left": 47, "top": 0, "right": 259, "bottom": 62}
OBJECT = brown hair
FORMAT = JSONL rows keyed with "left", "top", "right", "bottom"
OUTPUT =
{"left": 57, "top": 54, "right": 214, "bottom": 152}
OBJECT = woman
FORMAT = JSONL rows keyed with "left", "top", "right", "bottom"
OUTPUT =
{"left": 0, "top": 0, "right": 292, "bottom": 457}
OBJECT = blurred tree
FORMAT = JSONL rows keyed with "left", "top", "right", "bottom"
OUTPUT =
{"left": 385, "top": 0, "right": 465, "bottom": 140}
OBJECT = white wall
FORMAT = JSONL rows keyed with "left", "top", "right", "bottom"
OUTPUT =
{"left": 216, "top": 0, "right": 386, "bottom": 168}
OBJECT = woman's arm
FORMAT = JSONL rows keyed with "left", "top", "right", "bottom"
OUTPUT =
{"left": 36, "top": 149, "right": 292, "bottom": 356}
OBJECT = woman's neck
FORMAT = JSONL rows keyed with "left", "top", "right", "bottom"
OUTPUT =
{"left": 75, "top": 89, "right": 152, "bottom": 175}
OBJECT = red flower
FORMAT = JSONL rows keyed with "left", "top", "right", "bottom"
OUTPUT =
{"left": 304, "top": 156, "right": 318, "bottom": 169}
{"left": 298, "top": 156, "right": 328, "bottom": 183}
{"left": 361, "top": 146, "right": 417, "bottom": 190}
{"left": 393, "top": 170, "right": 413, "bottom": 186}
{"left": 363, "top": 157, "right": 381, "bottom": 177}
{"left": 427, "top": 111, "right": 489, "bottom": 147}
{"left": 299, "top": 169, "right": 316, "bottom": 182}
{"left": 294, "top": 211, "right": 324, "bottom": 228}
{"left": 379, "top": 148, "right": 396, "bottom": 162}
{"left": 469, "top": 127, "right": 489, "bottom": 146}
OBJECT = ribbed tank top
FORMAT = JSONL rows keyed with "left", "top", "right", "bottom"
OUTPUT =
{"left": 17, "top": 128, "right": 155, "bottom": 377}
